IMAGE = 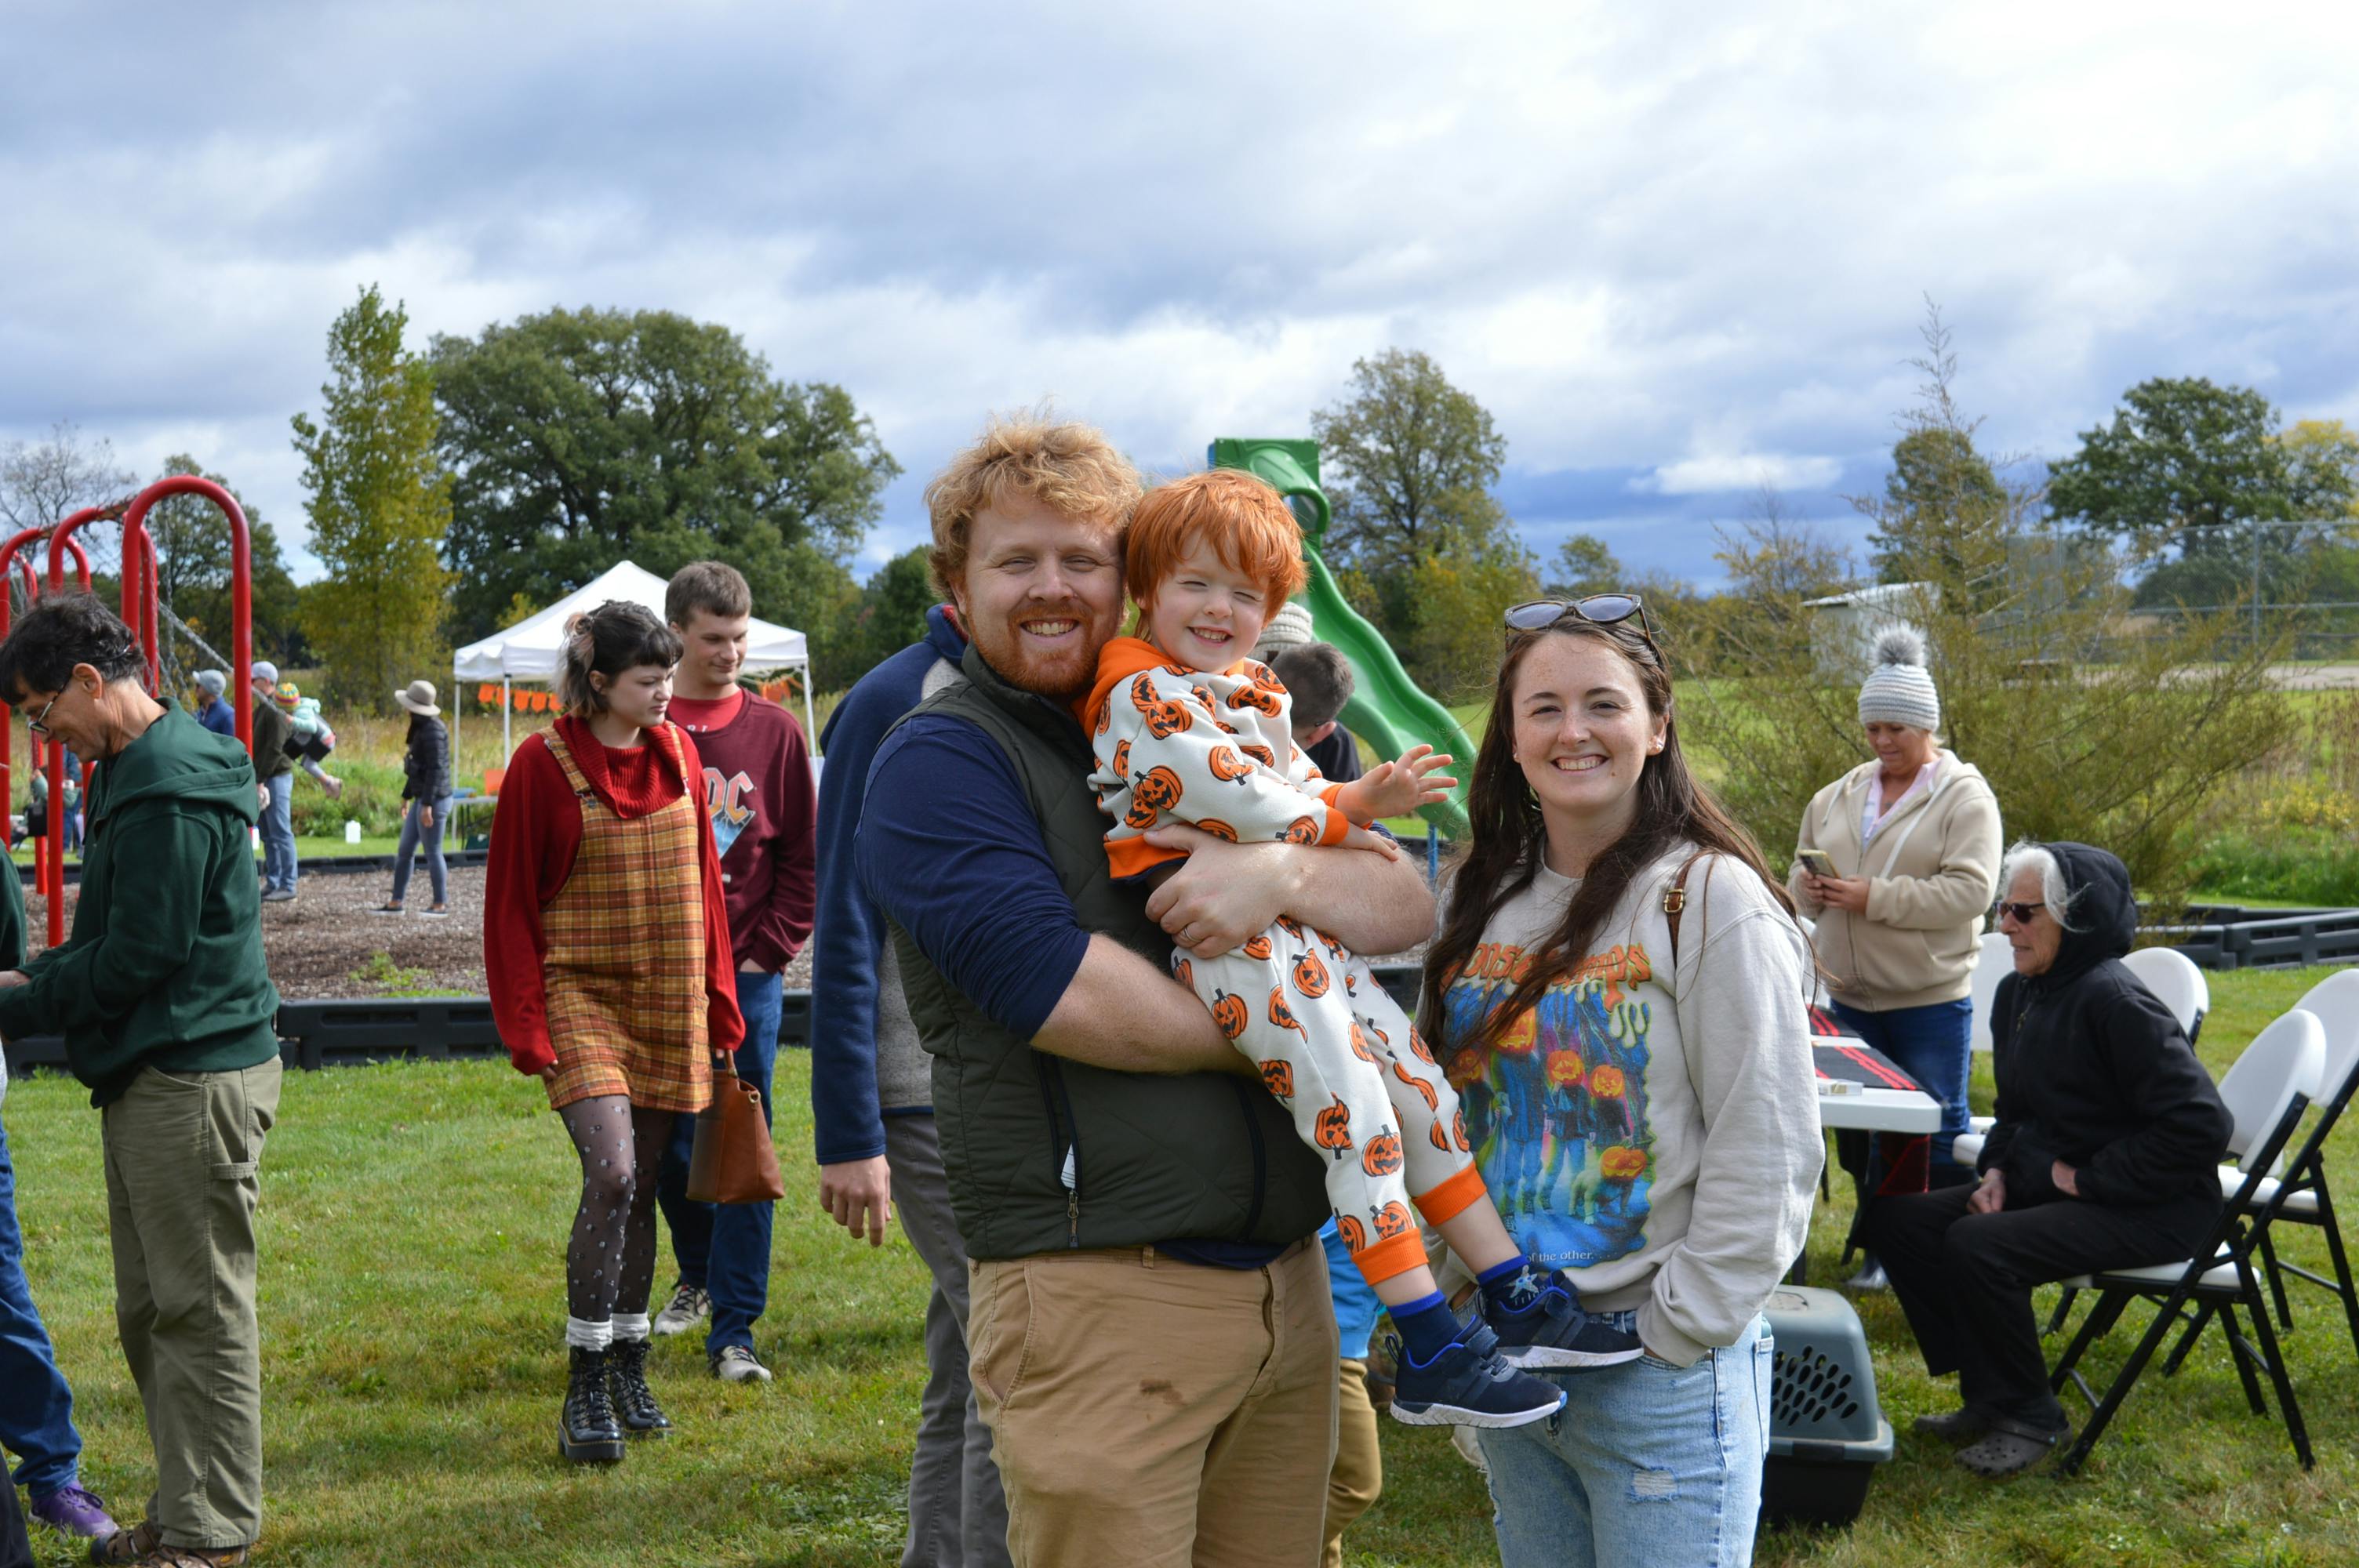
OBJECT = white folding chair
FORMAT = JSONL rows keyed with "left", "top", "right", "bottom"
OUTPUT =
{"left": 2045, "top": 1008, "right": 2325, "bottom": 1474}
{"left": 1968, "top": 931, "right": 2012, "bottom": 1055}
{"left": 2122, "top": 946, "right": 2212, "bottom": 1044}
{"left": 2226, "top": 969, "right": 2359, "bottom": 1357}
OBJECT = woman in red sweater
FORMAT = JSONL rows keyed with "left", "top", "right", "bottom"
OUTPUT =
{"left": 484, "top": 600, "right": 743, "bottom": 1464}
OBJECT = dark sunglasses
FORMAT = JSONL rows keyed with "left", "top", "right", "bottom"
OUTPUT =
{"left": 1503, "top": 594, "right": 1661, "bottom": 656}
{"left": 1997, "top": 901, "right": 2045, "bottom": 924}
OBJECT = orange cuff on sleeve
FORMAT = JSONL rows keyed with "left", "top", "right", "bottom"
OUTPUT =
{"left": 1353, "top": 1230, "right": 1429, "bottom": 1287}
{"left": 1412, "top": 1161, "right": 1489, "bottom": 1226}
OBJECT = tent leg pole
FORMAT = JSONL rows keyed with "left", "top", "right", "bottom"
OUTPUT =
{"left": 801, "top": 661, "right": 818, "bottom": 758}
{"left": 503, "top": 676, "right": 511, "bottom": 759}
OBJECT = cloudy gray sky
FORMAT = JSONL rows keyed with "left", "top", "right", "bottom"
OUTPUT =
{"left": 5, "top": 1, "right": 2356, "bottom": 587}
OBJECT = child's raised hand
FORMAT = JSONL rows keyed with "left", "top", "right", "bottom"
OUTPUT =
{"left": 1344, "top": 745, "right": 1458, "bottom": 822}
{"left": 1339, "top": 822, "right": 1402, "bottom": 861}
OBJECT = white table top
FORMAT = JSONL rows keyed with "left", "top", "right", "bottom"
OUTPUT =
{"left": 1814, "top": 1083, "right": 1944, "bottom": 1134}
{"left": 1812, "top": 1034, "right": 1944, "bottom": 1134}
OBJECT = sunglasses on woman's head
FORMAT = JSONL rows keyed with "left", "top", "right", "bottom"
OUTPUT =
{"left": 1503, "top": 594, "right": 1660, "bottom": 656}
{"left": 1997, "top": 901, "right": 2045, "bottom": 924}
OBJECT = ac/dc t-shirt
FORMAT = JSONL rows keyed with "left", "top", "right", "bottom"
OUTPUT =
{"left": 667, "top": 690, "right": 816, "bottom": 974}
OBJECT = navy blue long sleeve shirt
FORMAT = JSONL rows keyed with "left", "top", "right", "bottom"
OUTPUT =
{"left": 855, "top": 713, "right": 1095, "bottom": 1051}
{"left": 808, "top": 607, "right": 969, "bottom": 1166}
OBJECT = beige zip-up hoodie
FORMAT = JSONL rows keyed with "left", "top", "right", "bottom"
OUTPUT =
{"left": 1788, "top": 754, "right": 2003, "bottom": 1011}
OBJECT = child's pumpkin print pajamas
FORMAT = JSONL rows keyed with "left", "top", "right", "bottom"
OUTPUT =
{"left": 1085, "top": 636, "right": 1484, "bottom": 1283}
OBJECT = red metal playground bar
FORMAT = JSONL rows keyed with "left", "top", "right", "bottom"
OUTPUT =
{"left": 39, "top": 477, "right": 253, "bottom": 944}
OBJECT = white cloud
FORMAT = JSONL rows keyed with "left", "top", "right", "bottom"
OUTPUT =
{"left": 1636, "top": 454, "right": 1846, "bottom": 497}
{"left": 2, "top": 0, "right": 2356, "bottom": 590}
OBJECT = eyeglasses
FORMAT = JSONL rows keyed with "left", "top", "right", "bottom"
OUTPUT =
{"left": 1503, "top": 595, "right": 1661, "bottom": 658}
{"left": 1997, "top": 901, "right": 2045, "bottom": 924}
{"left": 22, "top": 691, "right": 60, "bottom": 737}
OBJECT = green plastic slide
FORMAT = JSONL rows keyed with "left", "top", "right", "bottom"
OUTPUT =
{"left": 1209, "top": 437, "right": 1476, "bottom": 838}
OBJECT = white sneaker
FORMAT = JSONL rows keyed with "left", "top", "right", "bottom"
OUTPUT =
{"left": 651, "top": 1282, "right": 709, "bottom": 1336}
{"left": 711, "top": 1345, "right": 772, "bottom": 1384}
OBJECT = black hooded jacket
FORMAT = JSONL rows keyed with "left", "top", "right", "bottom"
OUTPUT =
{"left": 1978, "top": 843, "right": 2232, "bottom": 1213}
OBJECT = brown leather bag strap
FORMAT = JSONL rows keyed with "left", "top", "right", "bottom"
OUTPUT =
{"left": 1663, "top": 849, "right": 1710, "bottom": 966}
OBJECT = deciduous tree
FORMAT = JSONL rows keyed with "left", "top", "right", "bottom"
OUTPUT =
{"left": 289, "top": 285, "right": 453, "bottom": 710}
{"left": 1546, "top": 533, "right": 1625, "bottom": 599}
{"left": 2047, "top": 376, "right": 2289, "bottom": 557}
{"left": 430, "top": 307, "right": 900, "bottom": 651}
{"left": 0, "top": 420, "right": 133, "bottom": 535}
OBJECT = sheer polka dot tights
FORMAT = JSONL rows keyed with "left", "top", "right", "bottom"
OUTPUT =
{"left": 557, "top": 1095, "right": 676, "bottom": 1323}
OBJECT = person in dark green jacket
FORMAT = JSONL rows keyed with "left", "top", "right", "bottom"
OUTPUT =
{"left": 0, "top": 593, "right": 280, "bottom": 1568}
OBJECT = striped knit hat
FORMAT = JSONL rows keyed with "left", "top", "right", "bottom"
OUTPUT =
{"left": 1252, "top": 600, "right": 1317, "bottom": 660}
{"left": 1857, "top": 628, "right": 1939, "bottom": 731}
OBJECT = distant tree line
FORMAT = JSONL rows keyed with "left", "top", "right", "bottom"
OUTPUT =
{"left": 9, "top": 291, "right": 2354, "bottom": 718}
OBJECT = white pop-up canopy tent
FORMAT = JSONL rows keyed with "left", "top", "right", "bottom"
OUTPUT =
{"left": 453, "top": 561, "right": 816, "bottom": 764}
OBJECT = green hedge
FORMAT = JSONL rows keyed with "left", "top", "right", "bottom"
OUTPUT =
{"left": 2186, "top": 826, "right": 2359, "bottom": 908}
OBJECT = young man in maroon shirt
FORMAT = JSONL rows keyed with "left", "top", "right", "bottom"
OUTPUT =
{"left": 650, "top": 561, "right": 817, "bottom": 1383}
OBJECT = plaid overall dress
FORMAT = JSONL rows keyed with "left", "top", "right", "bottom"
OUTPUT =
{"left": 537, "top": 723, "right": 714, "bottom": 1115}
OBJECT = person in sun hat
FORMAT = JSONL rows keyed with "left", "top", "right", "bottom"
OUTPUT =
{"left": 1790, "top": 626, "right": 2003, "bottom": 1288}
{"left": 374, "top": 680, "right": 452, "bottom": 918}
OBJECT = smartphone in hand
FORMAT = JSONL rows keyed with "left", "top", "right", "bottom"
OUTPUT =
{"left": 1797, "top": 849, "right": 1838, "bottom": 880}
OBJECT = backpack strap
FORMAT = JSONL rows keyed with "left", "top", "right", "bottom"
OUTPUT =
{"left": 1663, "top": 848, "right": 1711, "bottom": 967}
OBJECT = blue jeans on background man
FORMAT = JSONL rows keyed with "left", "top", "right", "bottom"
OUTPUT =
{"left": 0, "top": 1112, "right": 86, "bottom": 1501}
{"left": 260, "top": 774, "right": 296, "bottom": 895}
{"left": 1479, "top": 1315, "right": 1772, "bottom": 1568}
{"left": 390, "top": 794, "right": 452, "bottom": 906}
{"left": 657, "top": 970, "right": 783, "bottom": 1353}
{"left": 1830, "top": 997, "right": 1976, "bottom": 1185}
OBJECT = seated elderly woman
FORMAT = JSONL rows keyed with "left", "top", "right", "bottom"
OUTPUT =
{"left": 1865, "top": 840, "right": 2231, "bottom": 1478}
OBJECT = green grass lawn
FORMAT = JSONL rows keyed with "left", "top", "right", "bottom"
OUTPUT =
{"left": 6, "top": 967, "right": 2359, "bottom": 1566}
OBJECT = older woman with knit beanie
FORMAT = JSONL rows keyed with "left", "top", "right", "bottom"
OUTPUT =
{"left": 1791, "top": 629, "right": 2002, "bottom": 1232}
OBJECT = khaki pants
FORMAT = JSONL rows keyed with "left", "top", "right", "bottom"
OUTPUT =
{"left": 1321, "top": 1359, "right": 1382, "bottom": 1568}
{"left": 967, "top": 1238, "right": 1336, "bottom": 1567}
{"left": 103, "top": 1059, "right": 281, "bottom": 1551}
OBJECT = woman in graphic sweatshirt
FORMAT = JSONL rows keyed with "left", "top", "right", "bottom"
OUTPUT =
{"left": 1419, "top": 597, "right": 1823, "bottom": 1568}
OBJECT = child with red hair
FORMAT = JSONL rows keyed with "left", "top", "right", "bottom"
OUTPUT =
{"left": 1085, "top": 469, "right": 1638, "bottom": 1429}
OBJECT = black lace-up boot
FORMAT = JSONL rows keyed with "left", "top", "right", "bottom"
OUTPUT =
{"left": 607, "top": 1339, "right": 672, "bottom": 1436}
{"left": 560, "top": 1346, "right": 627, "bottom": 1462}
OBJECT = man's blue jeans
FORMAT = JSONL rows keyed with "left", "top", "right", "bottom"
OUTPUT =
{"left": 0, "top": 1113, "right": 84, "bottom": 1497}
{"left": 1830, "top": 997, "right": 1976, "bottom": 1185}
{"left": 260, "top": 774, "right": 296, "bottom": 895}
{"left": 657, "top": 970, "right": 782, "bottom": 1352}
{"left": 1478, "top": 1314, "right": 1772, "bottom": 1568}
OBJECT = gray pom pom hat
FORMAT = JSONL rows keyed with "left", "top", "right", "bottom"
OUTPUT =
{"left": 1858, "top": 627, "right": 1939, "bottom": 731}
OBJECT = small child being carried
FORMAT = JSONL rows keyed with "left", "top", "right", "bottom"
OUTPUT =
{"left": 1085, "top": 470, "right": 1641, "bottom": 1430}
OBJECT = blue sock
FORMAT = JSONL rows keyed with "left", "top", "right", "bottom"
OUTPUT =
{"left": 1388, "top": 1291, "right": 1460, "bottom": 1363}
{"left": 1478, "top": 1257, "right": 1556, "bottom": 1315}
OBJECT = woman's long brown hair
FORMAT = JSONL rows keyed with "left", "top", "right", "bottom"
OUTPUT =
{"left": 1416, "top": 618, "right": 1791, "bottom": 1058}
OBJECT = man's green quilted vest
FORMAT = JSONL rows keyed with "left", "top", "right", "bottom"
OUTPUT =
{"left": 885, "top": 643, "right": 1329, "bottom": 1261}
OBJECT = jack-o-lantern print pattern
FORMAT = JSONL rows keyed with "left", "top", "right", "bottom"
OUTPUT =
{"left": 1086, "top": 644, "right": 1351, "bottom": 866}
{"left": 1174, "top": 910, "right": 1474, "bottom": 1278}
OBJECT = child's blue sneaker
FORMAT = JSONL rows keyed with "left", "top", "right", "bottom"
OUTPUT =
{"left": 1485, "top": 1272, "right": 1645, "bottom": 1370}
{"left": 1387, "top": 1320, "right": 1565, "bottom": 1429}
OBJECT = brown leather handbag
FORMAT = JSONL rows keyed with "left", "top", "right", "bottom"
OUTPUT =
{"left": 686, "top": 1069, "right": 785, "bottom": 1203}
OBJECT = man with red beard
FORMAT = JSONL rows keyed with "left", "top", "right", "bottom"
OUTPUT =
{"left": 856, "top": 416, "right": 1437, "bottom": 1566}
